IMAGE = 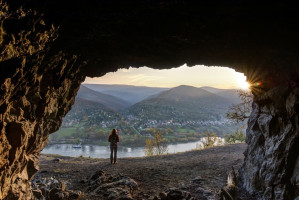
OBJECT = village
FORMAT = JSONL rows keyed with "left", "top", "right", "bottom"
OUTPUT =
{"left": 60, "top": 111, "right": 239, "bottom": 139}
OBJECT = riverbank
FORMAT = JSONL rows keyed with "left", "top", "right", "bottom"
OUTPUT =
{"left": 42, "top": 138, "right": 226, "bottom": 158}
{"left": 37, "top": 143, "right": 247, "bottom": 199}
{"left": 48, "top": 134, "right": 208, "bottom": 148}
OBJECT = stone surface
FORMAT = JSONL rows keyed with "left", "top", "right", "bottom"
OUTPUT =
{"left": 152, "top": 175, "right": 218, "bottom": 200}
{"left": 239, "top": 87, "right": 299, "bottom": 199}
{"left": 31, "top": 175, "right": 82, "bottom": 200}
{"left": 0, "top": 0, "right": 299, "bottom": 199}
{"left": 0, "top": 3, "right": 85, "bottom": 199}
{"left": 0, "top": 52, "right": 85, "bottom": 199}
{"left": 153, "top": 189, "right": 194, "bottom": 200}
{"left": 86, "top": 169, "right": 138, "bottom": 200}
{"left": 8, "top": 0, "right": 299, "bottom": 81}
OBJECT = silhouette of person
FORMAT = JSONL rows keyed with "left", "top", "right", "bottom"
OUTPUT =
{"left": 108, "top": 129, "right": 119, "bottom": 164}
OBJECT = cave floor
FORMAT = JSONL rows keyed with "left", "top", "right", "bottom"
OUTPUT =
{"left": 38, "top": 143, "right": 246, "bottom": 199}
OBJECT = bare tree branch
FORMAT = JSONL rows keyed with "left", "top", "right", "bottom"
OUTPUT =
{"left": 226, "top": 90, "right": 253, "bottom": 123}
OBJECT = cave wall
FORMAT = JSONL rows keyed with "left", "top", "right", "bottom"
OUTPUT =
{"left": 0, "top": 54, "right": 85, "bottom": 199}
{"left": 1, "top": 1, "right": 299, "bottom": 199}
{"left": 0, "top": 3, "right": 85, "bottom": 198}
{"left": 10, "top": 0, "right": 299, "bottom": 78}
{"left": 240, "top": 87, "right": 299, "bottom": 199}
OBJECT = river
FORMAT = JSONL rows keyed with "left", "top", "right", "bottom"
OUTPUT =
{"left": 42, "top": 138, "right": 225, "bottom": 158}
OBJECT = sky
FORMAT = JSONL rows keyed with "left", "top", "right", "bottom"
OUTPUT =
{"left": 84, "top": 64, "right": 249, "bottom": 89}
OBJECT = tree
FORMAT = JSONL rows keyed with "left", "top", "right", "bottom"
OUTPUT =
{"left": 82, "top": 113, "right": 88, "bottom": 122}
{"left": 153, "top": 130, "right": 168, "bottom": 155}
{"left": 144, "top": 129, "right": 168, "bottom": 156}
{"left": 226, "top": 90, "right": 253, "bottom": 123}
{"left": 201, "top": 131, "right": 218, "bottom": 148}
{"left": 166, "top": 128, "right": 173, "bottom": 135}
{"left": 95, "top": 129, "right": 106, "bottom": 140}
{"left": 144, "top": 138, "right": 154, "bottom": 156}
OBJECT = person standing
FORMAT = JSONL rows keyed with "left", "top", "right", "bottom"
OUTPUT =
{"left": 108, "top": 129, "right": 119, "bottom": 164}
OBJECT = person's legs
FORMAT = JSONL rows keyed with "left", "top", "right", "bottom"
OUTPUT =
{"left": 110, "top": 146, "right": 114, "bottom": 164}
{"left": 113, "top": 147, "right": 117, "bottom": 163}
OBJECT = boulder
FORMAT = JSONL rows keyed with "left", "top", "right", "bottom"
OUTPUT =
{"left": 86, "top": 170, "right": 138, "bottom": 199}
{"left": 32, "top": 176, "right": 82, "bottom": 200}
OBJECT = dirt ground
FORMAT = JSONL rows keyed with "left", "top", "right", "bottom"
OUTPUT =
{"left": 38, "top": 143, "right": 247, "bottom": 199}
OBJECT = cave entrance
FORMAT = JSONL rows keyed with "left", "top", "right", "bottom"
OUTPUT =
{"left": 43, "top": 65, "right": 251, "bottom": 158}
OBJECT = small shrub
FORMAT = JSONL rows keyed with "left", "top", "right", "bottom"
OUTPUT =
{"left": 225, "top": 128, "right": 246, "bottom": 144}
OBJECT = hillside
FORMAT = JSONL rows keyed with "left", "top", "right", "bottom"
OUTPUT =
{"left": 66, "top": 98, "right": 118, "bottom": 121}
{"left": 127, "top": 85, "right": 233, "bottom": 121}
{"left": 201, "top": 86, "right": 241, "bottom": 104}
{"left": 77, "top": 85, "right": 131, "bottom": 111}
{"left": 83, "top": 84, "right": 169, "bottom": 105}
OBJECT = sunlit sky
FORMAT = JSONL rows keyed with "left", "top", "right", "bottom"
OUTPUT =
{"left": 84, "top": 65, "right": 249, "bottom": 89}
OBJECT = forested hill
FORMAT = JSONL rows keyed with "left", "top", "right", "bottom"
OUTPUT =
{"left": 66, "top": 97, "right": 119, "bottom": 123}
{"left": 200, "top": 87, "right": 241, "bottom": 104}
{"left": 126, "top": 85, "right": 234, "bottom": 121}
{"left": 76, "top": 85, "right": 131, "bottom": 111}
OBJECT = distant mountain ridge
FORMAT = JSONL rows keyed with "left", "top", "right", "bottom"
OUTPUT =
{"left": 200, "top": 87, "right": 241, "bottom": 104}
{"left": 66, "top": 84, "right": 242, "bottom": 122}
{"left": 76, "top": 85, "right": 131, "bottom": 111}
{"left": 83, "top": 84, "right": 169, "bottom": 105}
{"left": 127, "top": 85, "right": 234, "bottom": 121}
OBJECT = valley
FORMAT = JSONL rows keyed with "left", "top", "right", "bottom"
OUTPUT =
{"left": 49, "top": 84, "right": 245, "bottom": 147}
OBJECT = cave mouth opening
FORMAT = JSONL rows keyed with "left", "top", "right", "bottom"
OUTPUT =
{"left": 43, "top": 65, "right": 251, "bottom": 158}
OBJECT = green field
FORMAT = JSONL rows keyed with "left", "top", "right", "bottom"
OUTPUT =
{"left": 50, "top": 128, "right": 79, "bottom": 140}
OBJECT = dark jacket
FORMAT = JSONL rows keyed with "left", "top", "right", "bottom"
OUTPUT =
{"left": 108, "top": 134, "right": 119, "bottom": 147}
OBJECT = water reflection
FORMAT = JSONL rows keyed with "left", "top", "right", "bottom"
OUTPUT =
{"left": 82, "top": 145, "right": 86, "bottom": 153}
{"left": 42, "top": 138, "right": 224, "bottom": 158}
{"left": 89, "top": 145, "right": 95, "bottom": 153}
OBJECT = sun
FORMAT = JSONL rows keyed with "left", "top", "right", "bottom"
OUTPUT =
{"left": 235, "top": 73, "right": 250, "bottom": 90}
{"left": 240, "top": 81, "right": 250, "bottom": 90}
